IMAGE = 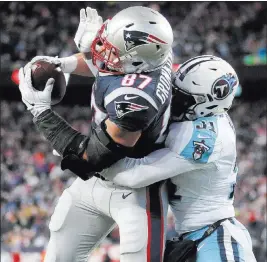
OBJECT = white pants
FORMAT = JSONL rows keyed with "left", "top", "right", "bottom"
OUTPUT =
{"left": 45, "top": 177, "right": 168, "bottom": 262}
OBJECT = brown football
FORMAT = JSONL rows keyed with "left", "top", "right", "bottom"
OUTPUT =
{"left": 31, "top": 60, "right": 66, "bottom": 105}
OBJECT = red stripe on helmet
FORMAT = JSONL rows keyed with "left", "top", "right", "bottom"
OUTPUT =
{"left": 148, "top": 34, "right": 167, "bottom": 44}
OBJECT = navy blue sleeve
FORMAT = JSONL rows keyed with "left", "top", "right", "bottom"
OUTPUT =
{"left": 105, "top": 88, "right": 158, "bottom": 132}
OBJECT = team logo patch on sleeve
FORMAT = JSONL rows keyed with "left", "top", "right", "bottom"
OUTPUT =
{"left": 123, "top": 30, "right": 167, "bottom": 52}
{"left": 115, "top": 101, "right": 149, "bottom": 118}
{"left": 193, "top": 140, "right": 210, "bottom": 160}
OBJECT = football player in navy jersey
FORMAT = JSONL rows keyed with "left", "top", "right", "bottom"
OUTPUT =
{"left": 18, "top": 6, "right": 173, "bottom": 262}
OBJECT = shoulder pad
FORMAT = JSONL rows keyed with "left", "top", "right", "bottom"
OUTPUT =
{"left": 105, "top": 88, "right": 158, "bottom": 132}
{"left": 100, "top": 69, "right": 172, "bottom": 109}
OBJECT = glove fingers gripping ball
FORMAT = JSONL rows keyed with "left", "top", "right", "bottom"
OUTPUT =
{"left": 31, "top": 61, "right": 66, "bottom": 105}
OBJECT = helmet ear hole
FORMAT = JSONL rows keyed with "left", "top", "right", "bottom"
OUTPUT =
{"left": 206, "top": 105, "right": 218, "bottom": 109}
{"left": 132, "top": 62, "right": 143, "bottom": 66}
{"left": 126, "top": 23, "right": 134, "bottom": 28}
{"left": 207, "top": 94, "right": 213, "bottom": 102}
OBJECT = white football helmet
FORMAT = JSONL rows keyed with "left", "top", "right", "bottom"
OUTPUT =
{"left": 172, "top": 55, "right": 239, "bottom": 121}
{"left": 90, "top": 6, "right": 173, "bottom": 74}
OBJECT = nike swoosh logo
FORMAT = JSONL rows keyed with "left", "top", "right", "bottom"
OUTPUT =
{"left": 124, "top": 95, "right": 138, "bottom": 100}
{"left": 122, "top": 192, "right": 132, "bottom": 199}
{"left": 197, "top": 134, "right": 211, "bottom": 139}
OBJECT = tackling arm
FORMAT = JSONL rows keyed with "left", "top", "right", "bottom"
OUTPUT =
{"left": 33, "top": 87, "right": 157, "bottom": 180}
{"left": 34, "top": 109, "right": 141, "bottom": 180}
{"left": 101, "top": 120, "right": 222, "bottom": 188}
{"left": 100, "top": 148, "right": 206, "bottom": 188}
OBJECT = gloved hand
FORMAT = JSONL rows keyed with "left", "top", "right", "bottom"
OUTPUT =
{"left": 18, "top": 67, "right": 54, "bottom": 117}
{"left": 61, "top": 154, "right": 95, "bottom": 181}
{"left": 25, "top": 55, "right": 78, "bottom": 74}
{"left": 30, "top": 56, "right": 61, "bottom": 66}
{"left": 74, "top": 7, "right": 103, "bottom": 52}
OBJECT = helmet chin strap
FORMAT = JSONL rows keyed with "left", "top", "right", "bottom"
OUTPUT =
{"left": 184, "top": 107, "right": 198, "bottom": 121}
{"left": 185, "top": 113, "right": 197, "bottom": 121}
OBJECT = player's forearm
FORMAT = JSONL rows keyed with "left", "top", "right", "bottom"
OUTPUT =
{"left": 102, "top": 149, "right": 178, "bottom": 188}
{"left": 33, "top": 109, "right": 86, "bottom": 157}
{"left": 33, "top": 109, "right": 134, "bottom": 177}
{"left": 72, "top": 53, "right": 98, "bottom": 77}
{"left": 105, "top": 119, "right": 141, "bottom": 147}
{"left": 60, "top": 53, "right": 97, "bottom": 77}
{"left": 33, "top": 109, "right": 98, "bottom": 180}
{"left": 103, "top": 149, "right": 206, "bottom": 188}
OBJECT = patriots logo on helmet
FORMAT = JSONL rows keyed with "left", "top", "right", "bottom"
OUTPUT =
{"left": 193, "top": 140, "right": 210, "bottom": 160}
{"left": 212, "top": 73, "right": 238, "bottom": 100}
{"left": 115, "top": 101, "right": 149, "bottom": 118}
{"left": 123, "top": 30, "right": 167, "bottom": 52}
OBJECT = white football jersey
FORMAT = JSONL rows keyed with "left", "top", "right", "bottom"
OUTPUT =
{"left": 100, "top": 113, "right": 237, "bottom": 234}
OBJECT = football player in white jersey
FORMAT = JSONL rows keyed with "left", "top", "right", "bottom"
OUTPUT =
{"left": 98, "top": 55, "right": 257, "bottom": 262}
{"left": 18, "top": 6, "right": 173, "bottom": 262}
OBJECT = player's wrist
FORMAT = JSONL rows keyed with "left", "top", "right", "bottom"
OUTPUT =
{"left": 30, "top": 105, "right": 51, "bottom": 118}
{"left": 58, "top": 56, "right": 78, "bottom": 74}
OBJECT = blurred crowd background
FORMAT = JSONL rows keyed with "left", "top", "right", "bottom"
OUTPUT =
{"left": 1, "top": 100, "right": 266, "bottom": 261}
{"left": 1, "top": 1, "right": 267, "bottom": 70}
{"left": 1, "top": 1, "right": 266, "bottom": 262}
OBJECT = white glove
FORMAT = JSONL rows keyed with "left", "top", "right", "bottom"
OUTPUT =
{"left": 30, "top": 56, "right": 61, "bottom": 66}
{"left": 26, "top": 55, "right": 78, "bottom": 74}
{"left": 18, "top": 67, "right": 54, "bottom": 117}
{"left": 74, "top": 7, "right": 103, "bottom": 53}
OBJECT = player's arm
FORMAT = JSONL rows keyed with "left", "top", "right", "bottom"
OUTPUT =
{"left": 27, "top": 52, "right": 98, "bottom": 78}
{"left": 33, "top": 86, "right": 158, "bottom": 179}
{"left": 101, "top": 121, "right": 222, "bottom": 188}
{"left": 61, "top": 52, "right": 97, "bottom": 77}
{"left": 101, "top": 118, "right": 141, "bottom": 147}
{"left": 101, "top": 148, "right": 211, "bottom": 188}
{"left": 55, "top": 7, "right": 102, "bottom": 77}
{"left": 31, "top": 110, "right": 140, "bottom": 180}
{"left": 27, "top": 7, "right": 101, "bottom": 78}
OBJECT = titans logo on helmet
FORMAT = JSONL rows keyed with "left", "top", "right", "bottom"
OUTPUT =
{"left": 123, "top": 30, "right": 167, "bottom": 52}
{"left": 115, "top": 101, "right": 149, "bottom": 118}
{"left": 212, "top": 73, "right": 238, "bottom": 100}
